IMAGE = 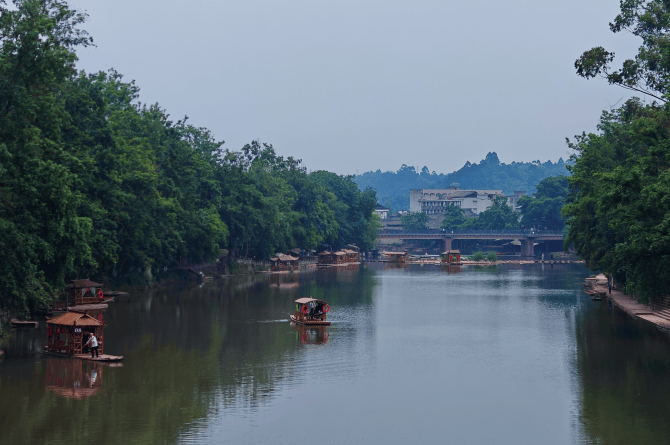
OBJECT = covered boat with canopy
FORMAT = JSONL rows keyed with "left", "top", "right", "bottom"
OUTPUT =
{"left": 290, "top": 297, "right": 331, "bottom": 326}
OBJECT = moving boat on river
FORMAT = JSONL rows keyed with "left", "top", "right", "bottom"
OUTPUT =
{"left": 290, "top": 297, "right": 331, "bottom": 326}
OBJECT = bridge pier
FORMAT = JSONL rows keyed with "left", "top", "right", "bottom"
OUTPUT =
{"left": 442, "top": 237, "right": 452, "bottom": 252}
{"left": 520, "top": 238, "right": 534, "bottom": 258}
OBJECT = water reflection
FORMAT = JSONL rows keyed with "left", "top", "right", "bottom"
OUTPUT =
{"left": 45, "top": 358, "right": 105, "bottom": 400}
{"left": 291, "top": 324, "right": 330, "bottom": 344}
{"left": 575, "top": 301, "right": 670, "bottom": 444}
{"left": 3, "top": 264, "right": 670, "bottom": 444}
{"left": 441, "top": 264, "right": 461, "bottom": 274}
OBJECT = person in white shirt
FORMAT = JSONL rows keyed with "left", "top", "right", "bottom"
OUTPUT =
{"left": 86, "top": 333, "right": 99, "bottom": 358}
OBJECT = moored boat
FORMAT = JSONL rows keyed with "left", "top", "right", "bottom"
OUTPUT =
{"left": 10, "top": 319, "right": 39, "bottom": 328}
{"left": 289, "top": 297, "right": 331, "bottom": 326}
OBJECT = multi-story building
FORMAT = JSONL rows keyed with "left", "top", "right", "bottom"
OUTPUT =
{"left": 409, "top": 188, "right": 524, "bottom": 216}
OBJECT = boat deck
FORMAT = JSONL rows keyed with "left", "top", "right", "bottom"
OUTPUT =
{"left": 74, "top": 354, "right": 124, "bottom": 362}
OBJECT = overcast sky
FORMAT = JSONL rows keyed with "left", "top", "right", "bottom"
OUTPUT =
{"left": 67, "top": 0, "right": 641, "bottom": 176}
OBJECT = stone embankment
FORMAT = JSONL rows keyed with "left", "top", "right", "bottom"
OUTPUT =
{"left": 400, "top": 259, "right": 584, "bottom": 266}
{"left": 586, "top": 274, "right": 670, "bottom": 332}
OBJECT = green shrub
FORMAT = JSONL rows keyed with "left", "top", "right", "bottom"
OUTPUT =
{"left": 471, "top": 251, "right": 485, "bottom": 261}
{"left": 486, "top": 251, "right": 497, "bottom": 261}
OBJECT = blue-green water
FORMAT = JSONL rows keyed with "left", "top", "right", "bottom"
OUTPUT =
{"left": 2, "top": 263, "right": 670, "bottom": 444}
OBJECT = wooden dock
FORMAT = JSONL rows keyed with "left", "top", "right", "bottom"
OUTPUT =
{"left": 74, "top": 354, "right": 124, "bottom": 362}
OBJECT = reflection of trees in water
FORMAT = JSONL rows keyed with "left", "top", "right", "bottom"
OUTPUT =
{"left": 0, "top": 269, "right": 380, "bottom": 443}
{"left": 575, "top": 302, "right": 670, "bottom": 444}
{"left": 305, "top": 265, "right": 377, "bottom": 306}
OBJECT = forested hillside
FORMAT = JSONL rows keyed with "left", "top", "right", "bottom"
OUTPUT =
{"left": 354, "top": 152, "right": 570, "bottom": 211}
{"left": 0, "top": 0, "right": 378, "bottom": 315}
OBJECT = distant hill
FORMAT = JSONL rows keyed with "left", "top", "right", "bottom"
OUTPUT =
{"left": 353, "top": 152, "right": 570, "bottom": 212}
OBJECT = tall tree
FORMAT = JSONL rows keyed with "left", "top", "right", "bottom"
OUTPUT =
{"left": 468, "top": 195, "right": 520, "bottom": 230}
{"left": 400, "top": 212, "right": 429, "bottom": 231}
{"left": 564, "top": 99, "right": 670, "bottom": 301}
{"left": 519, "top": 175, "right": 569, "bottom": 230}
{"left": 0, "top": 0, "right": 94, "bottom": 314}
{"left": 575, "top": 0, "right": 670, "bottom": 102}
{"left": 440, "top": 205, "right": 468, "bottom": 230}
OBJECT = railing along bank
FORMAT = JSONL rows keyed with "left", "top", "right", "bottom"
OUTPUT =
{"left": 379, "top": 229, "right": 565, "bottom": 236}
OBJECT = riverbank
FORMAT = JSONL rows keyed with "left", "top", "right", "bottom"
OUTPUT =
{"left": 367, "top": 259, "right": 585, "bottom": 266}
{"left": 588, "top": 280, "right": 670, "bottom": 333}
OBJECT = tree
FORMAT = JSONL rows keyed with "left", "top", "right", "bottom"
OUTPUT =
{"left": 574, "top": 0, "right": 670, "bottom": 102}
{"left": 567, "top": 0, "right": 670, "bottom": 302}
{"left": 564, "top": 99, "right": 670, "bottom": 302}
{"left": 519, "top": 175, "right": 569, "bottom": 230}
{"left": 440, "top": 205, "right": 468, "bottom": 230}
{"left": 400, "top": 212, "right": 428, "bottom": 231}
{"left": 0, "top": 0, "right": 94, "bottom": 315}
{"left": 469, "top": 196, "right": 520, "bottom": 230}
{"left": 310, "top": 171, "right": 378, "bottom": 251}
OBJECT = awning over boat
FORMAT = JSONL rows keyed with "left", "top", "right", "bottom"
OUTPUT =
{"left": 47, "top": 312, "right": 104, "bottom": 326}
{"left": 270, "top": 253, "right": 299, "bottom": 262}
{"left": 294, "top": 297, "right": 327, "bottom": 304}
{"left": 68, "top": 279, "right": 103, "bottom": 289}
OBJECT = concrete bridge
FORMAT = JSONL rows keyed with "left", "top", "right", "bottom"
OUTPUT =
{"left": 377, "top": 230, "right": 565, "bottom": 257}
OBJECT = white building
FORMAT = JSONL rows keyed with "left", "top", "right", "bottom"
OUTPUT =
{"left": 409, "top": 188, "right": 522, "bottom": 216}
{"left": 374, "top": 204, "right": 389, "bottom": 220}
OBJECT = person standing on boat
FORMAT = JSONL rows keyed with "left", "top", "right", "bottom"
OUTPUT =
{"left": 86, "top": 333, "right": 99, "bottom": 358}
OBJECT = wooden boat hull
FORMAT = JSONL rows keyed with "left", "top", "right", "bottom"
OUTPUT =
{"left": 42, "top": 351, "right": 124, "bottom": 362}
{"left": 290, "top": 315, "right": 331, "bottom": 326}
{"left": 11, "top": 319, "right": 39, "bottom": 327}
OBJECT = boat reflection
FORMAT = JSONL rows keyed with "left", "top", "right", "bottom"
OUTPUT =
{"left": 441, "top": 265, "right": 461, "bottom": 274}
{"left": 291, "top": 324, "right": 330, "bottom": 345}
{"left": 45, "top": 357, "right": 105, "bottom": 400}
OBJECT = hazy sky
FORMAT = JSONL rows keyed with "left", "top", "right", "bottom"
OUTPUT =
{"left": 68, "top": 0, "right": 640, "bottom": 176}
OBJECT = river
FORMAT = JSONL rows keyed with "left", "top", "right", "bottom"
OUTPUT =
{"left": 1, "top": 263, "right": 670, "bottom": 444}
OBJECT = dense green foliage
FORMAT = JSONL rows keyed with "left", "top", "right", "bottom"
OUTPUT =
{"left": 518, "top": 175, "right": 569, "bottom": 230}
{"left": 470, "top": 251, "right": 485, "bottom": 261}
{"left": 564, "top": 100, "right": 670, "bottom": 301}
{"left": 575, "top": 0, "right": 670, "bottom": 102}
{"left": 567, "top": 0, "right": 670, "bottom": 302}
{"left": 354, "top": 152, "right": 570, "bottom": 211}
{"left": 439, "top": 205, "right": 469, "bottom": 230}
{"left": 440, "top": 196, "right": 520, "bottom": 231}
{"left": 0, "top": 0, "right": 378, "bottom": 315}
{"left": 400, "top": 212, "right": 429, "bottom": 231}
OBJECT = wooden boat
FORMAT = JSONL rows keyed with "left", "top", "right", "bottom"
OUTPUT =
{"left": 11, "top": 319, "right": 39, "bottom": 328}
{"left": 289, "top": 297, "right": 331, "bottom": 326}
{"left": 441, "top": 250, "right": 462, "bottom": 265}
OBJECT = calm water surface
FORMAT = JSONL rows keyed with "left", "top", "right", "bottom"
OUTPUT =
{"left": 2, "top": 263, "right": 670, "bottom": 444}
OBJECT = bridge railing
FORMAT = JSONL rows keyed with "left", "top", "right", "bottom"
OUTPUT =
{"left": 379, "top": 229, "right": 565, "bottom": 237}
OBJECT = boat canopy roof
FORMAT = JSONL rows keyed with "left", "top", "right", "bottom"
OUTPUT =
{"left": 294, "top": 297, "right": 327, "bottom": 304}
{"left": 270, "top": 253, "right": 298, "bottom": 262}
{"left": 66, "top": 279, "right": 103, "bottom": 289}
{"left": 47, "top": 311, "right": 104, "bottom": 326}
